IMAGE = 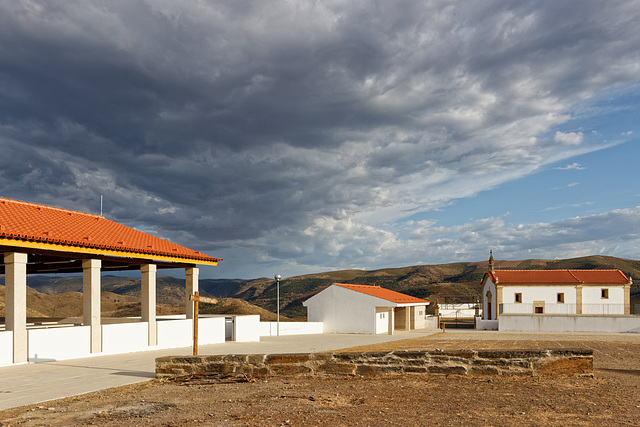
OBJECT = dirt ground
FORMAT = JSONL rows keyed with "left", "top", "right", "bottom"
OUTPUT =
{"left": 1, "top": 332, "right": 639, "bottom": 426}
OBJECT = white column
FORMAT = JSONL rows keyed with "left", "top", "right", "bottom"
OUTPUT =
{"left": 82, "top": 259, "right": 102, "bottom": 353}
{"left": 388, "top": 308, "right": 394, "bottom": 335}
{"left": 141, "top": 264, "right": 157, "bottom": 346}
{"left": 185, "top": 267, "right": 199, "bottom": 319}
{"left": 405, "top": 307, "right": 410, "bottom": 330}
{"left": 410, "top": 306, "right": 415, "bottom": 330}
{"left": 5, "top": 253, "right": 28, "bottom": 363}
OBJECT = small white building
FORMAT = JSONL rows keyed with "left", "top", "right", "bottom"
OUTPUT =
{"left": 481, "top": 267, "right": 632, "bottom": 320}
{"left": 303, "top": 283, "right": 430, "bottom": 334}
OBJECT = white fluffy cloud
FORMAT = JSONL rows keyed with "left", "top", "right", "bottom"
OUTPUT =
{"left": 554, "top": 131, "right": 584, "bottom": 145}
{"left": 210, "top": 205, "right": 640, "bottom": 277}
{"left": 555, "top": 163, "right": 585, "bottom": 170}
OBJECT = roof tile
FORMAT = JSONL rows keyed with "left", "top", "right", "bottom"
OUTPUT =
{"left": 0, "top": 197, "right": 221, "bottom": 264}
{"left": 489, "top": 269, "right": 629, "bottom": 285}
{"left": 334, "top": 283, "right": 429, "bottom": 304}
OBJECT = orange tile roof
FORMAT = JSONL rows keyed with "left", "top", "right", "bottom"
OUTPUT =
{"left": 334, "top": 283, "right": 429, "bottom": 304}
{"left": 0, "top": 197, "right": 221, "bottom": 264}
{"left": 487, "top": 269, "right": 629, "bottom": 285}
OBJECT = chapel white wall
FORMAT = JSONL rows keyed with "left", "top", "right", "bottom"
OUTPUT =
{"left": 501, "top": 286, "right": 577, "bottom": 314}
{"left": 582, "top": 286, "right": 625, "bottom": 314}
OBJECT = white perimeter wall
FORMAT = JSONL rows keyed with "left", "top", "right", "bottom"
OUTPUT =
{"left": 1, "top": 317, "right": 329, "bottom": 366}
{"left": 157, "top": 319, "right": 193, "bottom": 349}
{"left": 28, "top": 326, "right": 91, "bottom": 362}
{"left": 233, "top": 315, "right": 260, "bottom": 342}
{"left": 475, "top": 318, "right": 499, "bottom": 330}
{"left": 0, "top": 331, "right": 14, "bottom": 366}
{"left": 424, "top": 316, "right": 439, "bottom": 330}
{"left": 156, "top": 318, "right": 225, "bottom": 349}
{"left": 218, "top": 315, "right": 262, "bottom": 342}
{"left": 102, "top": 322, "right": 149, "bottom": 355}
{"left": 260, "top": 321, "right": 323, "bottom": 336}
{"left": 305, "top": 285, "right": 394, "bottom": 334}
{"left": 499, "top": 314, "right": 640, "bottom": 333}
{"left": 156, "top": 317, "right": 225, "bottom": 349}
{"left": 197, "top": 317, "right": 226, "bottom": 345}
{"left": 20, "top": 318, "right": 226, "bottom": 363}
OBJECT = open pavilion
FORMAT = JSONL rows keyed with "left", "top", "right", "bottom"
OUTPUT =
{"left": 0, "top": 197, "right": 221, "bottom": 364}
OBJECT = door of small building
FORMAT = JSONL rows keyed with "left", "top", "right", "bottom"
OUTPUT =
{"left": 375, "top": 308, "right": 389, "bottom": 334}
{"left": 225, "top": 316, "right": 235, "bottom": 341}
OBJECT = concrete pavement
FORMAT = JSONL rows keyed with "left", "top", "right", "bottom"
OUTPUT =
{"left": 0, "top": 330, "right": 437, "bottom": 411}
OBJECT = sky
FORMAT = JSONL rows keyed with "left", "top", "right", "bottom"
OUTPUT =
{"left": 1, "top": 1, "right": 640, "bottom": 280}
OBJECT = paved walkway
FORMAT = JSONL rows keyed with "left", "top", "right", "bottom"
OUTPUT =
{"left": 0, "top": 330, "right": 437, "bottom": 411}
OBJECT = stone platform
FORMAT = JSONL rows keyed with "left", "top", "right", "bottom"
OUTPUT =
{"left": 156, "top": 348, "right": 593, "bottom": 378}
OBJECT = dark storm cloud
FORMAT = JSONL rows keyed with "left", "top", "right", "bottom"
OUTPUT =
{"left": 1, "top": 0, "right": 640, "bottom": 277}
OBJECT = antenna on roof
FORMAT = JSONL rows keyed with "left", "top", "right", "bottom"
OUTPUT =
{"left": 100, "top": 195, "right": 103, "bottom": 217}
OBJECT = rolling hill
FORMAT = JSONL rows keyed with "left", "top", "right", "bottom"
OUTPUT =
{"left": 2, "top": 255, "right": 639, "bottom": 320}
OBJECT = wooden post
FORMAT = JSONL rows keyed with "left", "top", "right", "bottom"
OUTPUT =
{"left": 193, "top": 291, "right": 199, "bottom": 356}
{"left": 188, "top": 292, "right": 218, "bottom": 357}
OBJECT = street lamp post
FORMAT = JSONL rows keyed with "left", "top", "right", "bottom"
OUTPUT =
{"left": 275, "top": 274, "right": 282, "bottom": 336}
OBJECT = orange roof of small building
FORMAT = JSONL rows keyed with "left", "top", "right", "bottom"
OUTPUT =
{"left": 486, "top": 269, "right": 629, "bottom": 285}
{"left": 0, "top": 197, "right": 221, "bottom": 264}
{"left": 334, "top": 283, "right": 429, "bottom": 304}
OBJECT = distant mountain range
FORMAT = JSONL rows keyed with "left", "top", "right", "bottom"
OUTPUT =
{"left": 2, "top": 255, "right": 639, "bottom": 320}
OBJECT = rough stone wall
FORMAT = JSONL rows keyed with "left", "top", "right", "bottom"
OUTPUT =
{"left": 156, "top": 348, "right": 593, "bottom": 378}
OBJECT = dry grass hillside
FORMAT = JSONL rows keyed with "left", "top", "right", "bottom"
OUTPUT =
{"left": 243, "top": 255, "right": 640, "bottom": 319}
{"left": 2, "top": 255, "right": 639, "bottom": 320}
{"left": 199, "top": 298, "right": 291, "bottom": 321}
{"left": 0, "top": 283, "right": 281, "bottom": 321}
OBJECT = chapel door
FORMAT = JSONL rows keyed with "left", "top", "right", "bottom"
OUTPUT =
{"left": 485, "top": 290, "right": 493, "bottom": 320}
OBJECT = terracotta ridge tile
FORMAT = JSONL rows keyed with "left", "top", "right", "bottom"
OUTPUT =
{"left": 0, "top": 196, "right": 100, "bottom": 218}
